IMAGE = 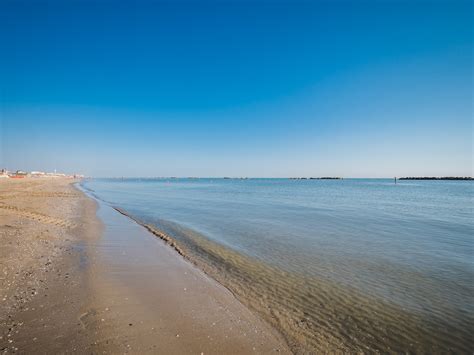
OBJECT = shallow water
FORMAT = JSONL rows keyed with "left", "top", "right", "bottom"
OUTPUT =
{"left": 76, "top": 196, "right": 289, "bottom": 353}
{"left": 83, "top": 178, "right": 474, "bottom": 353}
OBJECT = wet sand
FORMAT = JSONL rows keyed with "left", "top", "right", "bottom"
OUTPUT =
{"left": 0, "top": 179, "right": 289, "bottom": 354}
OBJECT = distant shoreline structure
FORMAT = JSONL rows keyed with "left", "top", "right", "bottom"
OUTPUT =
{"left": 3, "top": 172, "right": 472, "bottom": 181}
{"left": 399, "top": 177, "right": 473, "bottom": 181}
{"left": 290, "top": 177, "right": 343, "bottom": 180}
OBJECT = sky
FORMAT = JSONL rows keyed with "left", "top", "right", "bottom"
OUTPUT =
{"left": 1, "top": 0, "right": 472, "bottom": 177}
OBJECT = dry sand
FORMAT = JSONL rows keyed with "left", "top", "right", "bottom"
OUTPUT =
{"left": 0, "top": 178, "right": 290, "bottom": 354}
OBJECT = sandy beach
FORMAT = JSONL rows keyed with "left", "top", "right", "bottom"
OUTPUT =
{"left": 0, "top": 179, "right": 289, "bottom": 354}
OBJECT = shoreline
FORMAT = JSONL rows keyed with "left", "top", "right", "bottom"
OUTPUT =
{"left": 110, "top": 206, "right": 298, "bottom": 351}
{"left": 1, "top": 178, "right": 290, "bottom": 354}
{"left": 113, "top": 206, "right": 187, "bottom": 258}
{"left": 83, "top": 185, "right": 291, "bottom": 353}
{"left": 98, "top": 184, "right": 473, "bottom": 354}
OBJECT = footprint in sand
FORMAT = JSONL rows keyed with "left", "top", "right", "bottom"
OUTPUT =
{"left": 78, "top": 309, "right": 99, "bottom": 329}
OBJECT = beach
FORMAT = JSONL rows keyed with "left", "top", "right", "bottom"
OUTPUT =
{"left": 1, "top": 177, "right": 472, "bottom": 354}
{"left": 0, "top": 178, "right": 289, "bottom": 354}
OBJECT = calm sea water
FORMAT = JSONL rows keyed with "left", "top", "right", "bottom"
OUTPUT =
{"left": 82, "top": 178, "right": 473, "bottom": 353}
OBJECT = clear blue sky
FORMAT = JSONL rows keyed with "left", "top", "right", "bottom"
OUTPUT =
{"left": 1, "top": 0, "right": 472, "bottom": 177}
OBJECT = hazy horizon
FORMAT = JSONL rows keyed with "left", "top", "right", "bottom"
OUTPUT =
{"left": 1, "top": 0, "right": 472, "bottom": 177}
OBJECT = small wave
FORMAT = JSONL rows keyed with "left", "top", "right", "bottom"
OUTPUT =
{"left": 76, "top": 183, "right": 109, "bottom": 204}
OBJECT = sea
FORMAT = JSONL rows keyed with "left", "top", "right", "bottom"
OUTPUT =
{"left": 81, "top": 178, "right": 473, "bottom": 353}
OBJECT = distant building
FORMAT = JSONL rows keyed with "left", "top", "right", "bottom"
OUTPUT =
{"left": 0, "top": 169, "right": 83, "bottom": 179}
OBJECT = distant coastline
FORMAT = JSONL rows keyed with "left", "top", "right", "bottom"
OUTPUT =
{"left": 290, "top": 177, "right": 342, "bottom": 180}
{"left": 399, "top": 177, "right": 473, "bottom": 181}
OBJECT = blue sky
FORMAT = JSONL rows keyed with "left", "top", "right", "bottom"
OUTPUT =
{"left": 1, "top": 0, "right": 472, "bottom": 177}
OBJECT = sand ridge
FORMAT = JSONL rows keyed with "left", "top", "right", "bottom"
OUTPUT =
{"left": 0, "top": 205, "right": 77, "bottom": 229}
